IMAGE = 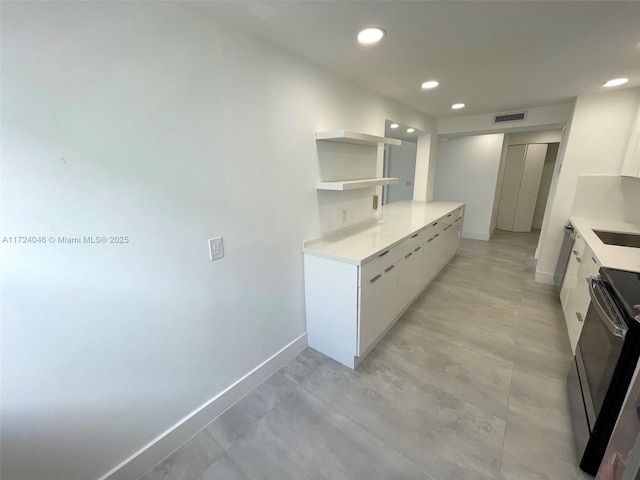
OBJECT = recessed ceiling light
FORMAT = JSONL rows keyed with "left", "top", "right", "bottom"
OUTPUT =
{"left": 421, "top": 80, "right": 439, "bottom": 89}
{"left": 390, "top": 123, "right": 399, "bottom": 129}
{"left": 357, "top": 27, "right": 385, "bottom": 45}
{"left": 603, "top": 78, "right": 629, "bottom": 87}
{"left": 407, "top": 128, "right": 415, "bottom": 133}
{"left": 451, "top": 103, "right": 466, "bottom": 110}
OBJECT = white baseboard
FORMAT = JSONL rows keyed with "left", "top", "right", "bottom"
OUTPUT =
{"left": 99, "top": 333, "right": 308, "bottom": 480}
{"left": 535, "top": 270, "right": 556, "bottom": 285}
{"left": 462, "top": 231, "right": 491, "bottom": 241}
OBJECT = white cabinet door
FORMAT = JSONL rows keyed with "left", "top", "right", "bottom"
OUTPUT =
{"left": 397, "top": 246, "right": 423, "bottom": 308}
{"left": 424, "top": 234, "right": 440, "bottom": 282}
{"left": 359, "top": 261, "right": 399, "bottom": 356}
{"left": 560, "top": 234, "right": 585, "bottom": 309}
{"left": 564, "top": 244, "right": 601, "bottom": 353}
{"left": 425, "top": 230, "right": 445, "bottom": 280}
{"left": 441, "top": 224, "right": 459, "bottom": 259}
{"left": 358, "top": 272, "right": 382, "bottom": 355}
{"left": 497, "top": 145, "right": 527, "bottom": 231}
{"left": 396, "top": 253, "right": 413, "bottom": 309}
{"left": 452, "top": 220, "right": 462, "bottom": 252}
{"left": 379, "top": 262, "right": 400, "bottom": 335}
{"left": 513, "top": 144, "right": 547, "bottom": 232}
{"left": 410, "top": 244, "right": 425, "bottom": 293}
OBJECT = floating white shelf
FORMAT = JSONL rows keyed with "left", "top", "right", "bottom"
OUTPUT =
{"left": 316, "top": 178, "right": 399, "bottom": 191}
{"left": 316, "top": 130, "right": 401, "bottom": 147}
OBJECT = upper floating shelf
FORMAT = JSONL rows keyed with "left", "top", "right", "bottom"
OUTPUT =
{"left": 316, "top": 130, "right": 401, "bottom": 147}
{"left": 316, "top": 178, "right": 399, "bottom": 191}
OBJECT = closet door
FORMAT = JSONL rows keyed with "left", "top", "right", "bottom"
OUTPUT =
{"left": 513, "top": 144, "right": 547, "bottom": 232}
{"left": 497, "top": 145, "right": 526, "bottom": 231}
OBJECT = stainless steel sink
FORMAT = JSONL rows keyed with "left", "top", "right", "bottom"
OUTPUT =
{"left": 593, "top": 230, "right": 640, "bottom": 248}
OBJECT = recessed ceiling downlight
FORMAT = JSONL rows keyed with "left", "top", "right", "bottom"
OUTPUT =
{"left": 390, "top": 123, "right": 399, "bottom": 129}
{"left": 407, "top": 128, "right": 415, "bottom": 133}
{"left": 357, "top": 27, "right": 385, "bottom": 45}
{"left": 603, "top": 78, "right": 629, "bottom": 87}
{"left": 421, "top": 80, "right": 439, "bottom": 89}
{"left": 452, "top": 103, "right": 466, "bottom": 110}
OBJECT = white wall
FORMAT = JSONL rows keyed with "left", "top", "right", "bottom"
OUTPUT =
{"left": 508, "top": 130, "right": 563, "bottom": 145}
{"left": 385, "top": 141, "right": 417, "bottom": 204}
{"left": 571, "top": 174, "right": 640, "bottom": 222}
{"left": 433, "top": 134, "right": 505, "bottom": 240}
{"left": 532, "top": 143, "right": 559, "bottom": 229}
{"left": 0, "top": 3, "right": 437, "bottom": 480}
{"left": 417, "top": 132, "right": 437, "bottom": 201}
{"left": 437, "top": 104, "right": 574, "bottom": 137}
{"left": 536, "top": 88, "right": 640, "bottom": 284}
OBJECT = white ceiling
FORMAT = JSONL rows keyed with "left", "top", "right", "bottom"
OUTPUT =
{"left": 191, "top": 1, "right": 640, "bottom": 119}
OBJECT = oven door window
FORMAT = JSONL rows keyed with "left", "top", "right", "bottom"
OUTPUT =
{"left": 580, "top": 302, "right": 625, "bottom": 418}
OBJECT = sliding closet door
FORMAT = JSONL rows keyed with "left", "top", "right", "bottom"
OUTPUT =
{"left": 496, "top": 145, "right": 526, "bottom": 231}
{"left": 497, "top": 143, "right": 548, "bottom": 232}
{"left": 513, "top": 144, "right": 547, "bottom": 232}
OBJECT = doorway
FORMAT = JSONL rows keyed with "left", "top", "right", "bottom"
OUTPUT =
{"left": 496, "top": 141, "right": 560, "bottom": 233}
{"left": 382, "top": 120, "right": 419, "bottom": 205}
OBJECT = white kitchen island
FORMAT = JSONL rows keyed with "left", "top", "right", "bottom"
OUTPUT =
{"left": 303, "top": 201, "right": 465, "bottom": 368}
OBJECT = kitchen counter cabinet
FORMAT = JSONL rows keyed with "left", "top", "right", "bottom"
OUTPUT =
{"left": 560, "top": 217, "right": 640, "bottom": 352}
{"left": 560, "top": 233, "right": 586, "bottom": 311}
{"left": 569, "top": 218, "right": 640, "bottom": 272}
{"left": 303, "top": 201, "right": 464, "bottom": 368}
{"left": 359, "top": 256, "right": 401, "bottom": 356}
{"left": 562, "top": 241, "right": 601, "bottom": 353}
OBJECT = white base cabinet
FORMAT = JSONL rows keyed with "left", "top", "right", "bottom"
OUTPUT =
{"left": 304, "top": 206, "right": 463, "bottom": 368}
{"left": 560, "top": 230, "right": 602, "bottom": 353}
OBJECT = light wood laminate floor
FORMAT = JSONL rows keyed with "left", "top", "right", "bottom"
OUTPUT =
{"left": 140, "top": 230, "right": 592, "bottom": 480}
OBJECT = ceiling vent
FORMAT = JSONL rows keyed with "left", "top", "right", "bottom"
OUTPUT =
{"left": 493, "top": 111, "right": 528, "bottom": 124}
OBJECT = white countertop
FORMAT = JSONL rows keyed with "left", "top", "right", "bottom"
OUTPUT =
{"left": 570, "top": 217, "right": 640, "bottom": 272}
{"left": 303, "top": 201, "right": 465, "bottom": 264}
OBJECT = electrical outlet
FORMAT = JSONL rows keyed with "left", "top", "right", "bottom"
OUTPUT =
{"left": 341, "top": 209, "right": 347, "bottom": 224}
{"left": 209, "top": 237, "right": 224, "bottom": 260}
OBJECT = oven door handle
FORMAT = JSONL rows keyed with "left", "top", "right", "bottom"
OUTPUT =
{"left": 589, "top": 277, "right": 627, "bottom": 338}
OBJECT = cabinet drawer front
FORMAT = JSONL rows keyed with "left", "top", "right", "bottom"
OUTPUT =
{"left": 424, "top": 223, "right": 446, "bottom": 244}
{"left": 443, "top": 211, "right": 457, "bottom": 224}
{"left": 360, "top": 246, "right": 400, "bottom": 285}
{"left": 403, "top": 229, "right": 428, "bottom": 254}
{"left": 573, "top": 234, "right": 586, "bottom": 257}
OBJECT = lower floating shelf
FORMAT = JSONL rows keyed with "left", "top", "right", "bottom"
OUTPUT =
{"left": 316, "top": 178, "right": 399, "bottom": 191}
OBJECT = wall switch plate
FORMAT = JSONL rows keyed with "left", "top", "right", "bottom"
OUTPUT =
{"left": 209, "top": 237, "right": 224, "bottom": 260}
{"left": 373, "top": 195, "right": 379, "bottom": 210}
